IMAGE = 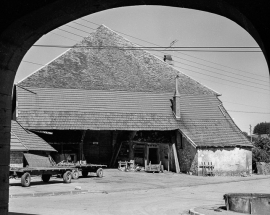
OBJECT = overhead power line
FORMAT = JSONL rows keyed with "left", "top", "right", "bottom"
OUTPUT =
{"left": 32, "top": 44, "right": 261, "bottom": 52}
{"left": 71, "top": 20, "right": 268, "bottom": 84}
{"left": 51, "top": 32, "right": 80, "bottom": 42}
{"left": 173, "top": 64, "right": 270, "bottom": 91}
{"left": 80, "top": 18, "right": 268, "bottom": 78}
{"left": 28, "top": 22, "right": 270, "bottom": 92}
{"left": 155, "top": 53, "right": 269, "bottom": 85}
{"left": 227, "top": 110, "right": 270, "bottom": 114}
{"left": 70, "top": 20, "right": 268, "bottom": 84}
{"left": 155, "top": 54, "right": 270, "bottom": 87}
{"left": 188, "top": 74, "right": 270, "bottom": 95}
{"left": 222, "top": 100, "right": 270, "bottom": 110}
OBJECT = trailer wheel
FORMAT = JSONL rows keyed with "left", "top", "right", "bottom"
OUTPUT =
{"left": 96, "top": 168, "right": 103, "bottom": 178}
{"left": 42, "top": 174, "right": 51, "bottom": 183}
{"left": 21, "top": 172, "right": 31, "bottom": 187}
{"left": 71, "top": 170, "right": 79, "bottom": 180}
{"left": 82, "top": 171, "right": 88, "bottom": 177}
{"left": 63, "top": 171, "right": 72, "bottom": 183}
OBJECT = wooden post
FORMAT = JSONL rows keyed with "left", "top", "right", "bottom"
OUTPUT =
{"left": 80, "top": 130, "right": 86, "bottom": 161}
{"left": 111, "top": 141, "right": 123, "bottom": 168}
{"left": 168, "top": 150, "right": 170, "bottom": 172}
{"left": 109, "top": 131, "right": 118, "bottom": 167}
{"left": 172, "top": 144, "right": 180, "bottom": 173}
{"left": 128, "top": 131, "right": 137, "bottom": 161}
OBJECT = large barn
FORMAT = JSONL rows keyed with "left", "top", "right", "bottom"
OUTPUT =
{"left": 12, "top": 25, "right": 252, "bottom": 176}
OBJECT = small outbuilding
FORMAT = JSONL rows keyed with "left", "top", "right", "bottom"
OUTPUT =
{"left": 10, "top": 120, "right": 56, "bottom": 168}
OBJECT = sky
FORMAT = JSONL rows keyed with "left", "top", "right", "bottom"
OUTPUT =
{"left": 15, "top": 6, "right": 270, "bottom": 134}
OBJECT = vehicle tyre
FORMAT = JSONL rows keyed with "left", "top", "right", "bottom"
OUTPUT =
{"left": 71, "top": 170, "right": 79, "bottom": 180}
{"left": 21, "top": 172, "right": 31, "bottom": 187}
{"left": 96, "top": 168, "right": 103, "bottom": 178}
{"left": 42, "top": 174, "right": 51, "bottom": 183}
{"left": 82, "top": 171, "right": 88, "bottom": 177}
{"left": 63, "top": 171, "right": 72, "bottom": 183}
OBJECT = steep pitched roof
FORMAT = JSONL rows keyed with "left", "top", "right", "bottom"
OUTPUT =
{"left": 14, "top": 25, "right": 250, "bottom": 148}
{"left": 11, "top": 120, "right": 56, "bottom": 151}
{"left": 18, "top": 25, "right": 218, "bottom": 95}
{"left": 178, "top": 95, "right": 252, "bottom": 148}
{"left": 15, "top": 86, "right": 178, "bottom": 130}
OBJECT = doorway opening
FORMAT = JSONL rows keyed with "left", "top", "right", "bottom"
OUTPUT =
{"left": 148, "top": 148, "right": 159, "bottom": 164}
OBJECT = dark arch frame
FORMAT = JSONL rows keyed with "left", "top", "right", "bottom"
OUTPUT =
{"left": 0, "top": 0, "right": 269, "bottom": 213}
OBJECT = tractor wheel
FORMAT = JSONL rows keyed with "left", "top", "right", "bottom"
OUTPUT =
{"left": 82, "top": 171, "right": 88, "bottom": 177}
{"left": 71, "top": 170, "right": 79, "bottom": 180}
{"left": 21, "top": 172, "right": 31, "bottom": 187}
{"left": 96, "top": 168, "right": 103, "bottom": 178}
{"left": 63, "top": 171, "right": 72, "bottom": 183}
{"left": 42, "top": 174, "right": 51, "bottom": 183}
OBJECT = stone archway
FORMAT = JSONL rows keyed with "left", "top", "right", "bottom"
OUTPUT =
{"left": 0, "top": 0, "right": 269, "bottom": 213}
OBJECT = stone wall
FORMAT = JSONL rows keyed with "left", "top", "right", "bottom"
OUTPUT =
{"left": 198, "top": 147, "right": 252, "bottom": 176}
{"left": 256, "top": 162, "right": 270, "bottom": 175}
{"left": 177, "top": 134, "right": 198, "bottom": 175}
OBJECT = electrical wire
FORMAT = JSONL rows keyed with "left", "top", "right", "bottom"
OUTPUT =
{"left": 173, "top": 64, "right": 270, "bottom": 91}
{"left": 27, "top": 26, "right": 270, "bottom": 92}
{"left": 227, "top": 110, "right": 270, "bottom": 114}
{"left": 221, "top": 100, "right": 270, "bottom": 110}
{"left": 80, "top": 18, "right": 268, "bottom": 78}
{"left": 31, "top": 44, "right": 261, "bottom": 52}
{"left": 51, "top": 32, "right": 80, "bottom": 42}
{"left": 69, "top": 20, "right": 268, "bottom": 84}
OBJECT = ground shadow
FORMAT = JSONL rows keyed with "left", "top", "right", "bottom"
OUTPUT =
{"left": 9, "top": 213, "right": 39, "bottom": 215}
{"left": 9, "top": 180, "right": 63, "bottom": 187}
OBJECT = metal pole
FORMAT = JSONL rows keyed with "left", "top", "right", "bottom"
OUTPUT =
{"left": 250, "top": 125, "right": 252, "bottom": 142}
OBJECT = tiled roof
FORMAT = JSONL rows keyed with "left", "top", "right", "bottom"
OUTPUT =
{"left": 10, "top": 131, "right": 27, "bottom": 151}
{"left": 16, "top": 86, "right": 178, "bottom": 130}
{"left": 178, "top": 95, "right": 252, "bottom": 147}
{"left": 17, "top": 112, "right": 178, "bottom": 131}
{"left": 11, "top": 120, "right": 56, "bottom": 151}
{"left": 15, "top": 86, "right": 251, "bottom": 147}
{"left": 18, "top": 25, "right": 218, "bottom": 95}
{"left": 13, "top": 25, "right": 250, "bottom": 148}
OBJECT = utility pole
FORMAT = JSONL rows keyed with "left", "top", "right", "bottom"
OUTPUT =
{"left": 249, "top": 125, "right": 252, "bottom": 142}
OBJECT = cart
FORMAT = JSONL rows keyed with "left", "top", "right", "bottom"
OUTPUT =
{"left": 67, "top": 163, "right": 107, "bottom": 179}
{"left": 145, "top": 161, "right": 164, "bottom": 173}
{"left": 9, "top": 153, "right": 78, "bottom": 187}
{"left": 9, "top": 166, "right": 76, "bottom": 187}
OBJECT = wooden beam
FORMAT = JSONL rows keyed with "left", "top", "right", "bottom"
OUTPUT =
{"left": 172, "top": 143, "right": 180, "bottom": 173}
{"left": 79, "top": 130, "right": 86, "bottom": 161}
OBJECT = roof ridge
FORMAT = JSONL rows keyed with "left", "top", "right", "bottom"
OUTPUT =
{"left": 17, "top": 48, "right": 72, "bottom": 84}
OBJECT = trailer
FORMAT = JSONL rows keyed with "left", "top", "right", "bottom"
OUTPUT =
{"left": 9, "top": 166, "right": 76, "bottom": 187}
{"left": 9, "top": 153, "right": 78, "bottom": 187}
{"left": 57, "top": 162, "right": 107, "bottom": 179}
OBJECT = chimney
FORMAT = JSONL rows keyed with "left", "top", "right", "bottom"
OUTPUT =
{"left": 164, "top": 55, "right": 174, "bottom": 66}
{"left": 173, "top": 75, "right": 181, "bottom": 119}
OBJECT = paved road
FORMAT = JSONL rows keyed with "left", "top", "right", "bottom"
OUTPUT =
{"left": 9, "top": 170, "right": 270, "bottom": 215}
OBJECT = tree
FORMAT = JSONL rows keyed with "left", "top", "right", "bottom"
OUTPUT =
{"left": 253, "top": 137, "right": 270, "bottom": 162}
{"left": 253, "top": 122, "right": 270, "bottom": 135}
